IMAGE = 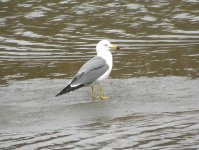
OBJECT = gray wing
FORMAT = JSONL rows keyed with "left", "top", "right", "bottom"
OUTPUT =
{"left": 70, "top": 56, "right": 109, "bottom": 87}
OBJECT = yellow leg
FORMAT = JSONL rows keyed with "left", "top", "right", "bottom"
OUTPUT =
{"left": 98, "top": 82, "right": 109, "bottom": 100}
{"left": 91, "top": 86, "right": 97, "bottom": 99}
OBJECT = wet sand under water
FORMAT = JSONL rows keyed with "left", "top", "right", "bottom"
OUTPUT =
{"left": 0, "top": 77, "right": 199, "bottom": 149}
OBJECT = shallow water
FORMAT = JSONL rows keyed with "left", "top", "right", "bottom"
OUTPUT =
{"left": 0, "top": 0, "right": 199, "bottom": 149}
{"left": 1, "top": 77, "right": 199, "bottom": 149}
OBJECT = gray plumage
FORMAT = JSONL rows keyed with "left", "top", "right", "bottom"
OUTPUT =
{"left": 71, "top": 56, "right": 109, "bottom": 86}
{"left": 56, "top": 56, "right": 109, "bottom": 96}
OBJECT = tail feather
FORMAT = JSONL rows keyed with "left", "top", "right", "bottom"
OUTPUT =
{"left": 55, "top": 84, "right": 84, "bottom": 97}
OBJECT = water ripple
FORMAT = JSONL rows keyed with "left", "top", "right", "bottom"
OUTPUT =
{"left": 1, "top": 111, "right": 199, "bottom": 149}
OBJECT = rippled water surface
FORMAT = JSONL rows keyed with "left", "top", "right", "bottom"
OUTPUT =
{"left": 0, "top": 0, "right": 199, "bottom": 149}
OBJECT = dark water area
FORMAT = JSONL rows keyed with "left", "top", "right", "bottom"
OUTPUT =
{"left": 0, "top": 0, "right": 199, "bottom": 84}
{"left": 0, "top": 0, "right": 199, "bottom": 149}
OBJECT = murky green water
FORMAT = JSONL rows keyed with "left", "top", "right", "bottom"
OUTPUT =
{"left": 0, "top": 0, "right": 199, "bottom": 149}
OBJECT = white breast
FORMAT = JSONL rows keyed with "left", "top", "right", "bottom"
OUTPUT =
{"left": 96, "top": 51, "right": 113, "bottom": 82}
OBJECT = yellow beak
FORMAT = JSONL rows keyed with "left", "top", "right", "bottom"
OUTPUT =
{"left": 111, "top": 45, "right": 120, "bottom": 50}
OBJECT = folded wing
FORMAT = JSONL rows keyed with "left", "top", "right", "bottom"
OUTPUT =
{"left": 71, "top": 56, "right": 109, "bottom": 86}
{"left": 55, "top": 56, "right": 109, "bottom": 97}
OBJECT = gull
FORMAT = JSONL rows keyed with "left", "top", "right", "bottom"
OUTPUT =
{"left": 55, "top": 40, "right": 120, "bottom": 100}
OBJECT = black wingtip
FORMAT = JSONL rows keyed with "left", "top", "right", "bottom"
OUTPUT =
{"left": 55, "top": 84, "right": 85, "bottom": 97}
{"left": 55, "top": 93, "right": 63, "bottom": 97}
{"left": 55, "top": 93, "right": 61, "bottom": 97}
{"left": 55, "top": 90, "right": 67, "bottom": 97}
{"left": 55, "top": 87, "right": 69, "bottom": 97}
{"left": 55, "top": 85, "right": 70, "bottom": 97}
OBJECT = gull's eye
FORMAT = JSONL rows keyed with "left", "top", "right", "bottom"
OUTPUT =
{"left": 104, "top": 44, "right": 108, "bottom": 47}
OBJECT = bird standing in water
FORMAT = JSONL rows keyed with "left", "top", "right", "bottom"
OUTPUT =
{"left": 56, "top": 40, "right": 120, "bottom": 100}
